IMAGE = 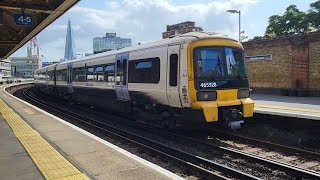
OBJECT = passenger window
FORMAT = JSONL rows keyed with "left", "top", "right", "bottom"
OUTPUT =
{"left": 136, "top": 61, "right": 152, "bottom": 69}
{"left": 86, "top": 67, "right": 94, "bottom": 81}
{"left": 116, "top": 60, "right": 121, "bottom": 85}
{"left": 169, "top": 54, "right": 178, "bottom": 86}
{"left": 56, "top": 70, "right": 66, "bottom": 81}
{"left": 72, "top": 68, "right": 78, "bottom": 81}
{"left": 128, "top": 57, "right": 160, "bottom": 84}
{"left": 56, "top": 70, "right": 62, "bottom": 81}
{"left": 104, "top": 64, "right": 115, "bottom": 82}
{"left": 95, "top": 66, "right": 104, "bottom": 81}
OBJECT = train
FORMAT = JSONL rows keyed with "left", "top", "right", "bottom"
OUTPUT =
{"left": 34, "top": 32, "right": 254, "bottom": 130}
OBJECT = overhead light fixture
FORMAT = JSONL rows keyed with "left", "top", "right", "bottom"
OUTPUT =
{"left": 226, "top": 10, "right": 239, "bottom": 13}
{"left": 226, "top": 9, "right": 241, "bottom": 42}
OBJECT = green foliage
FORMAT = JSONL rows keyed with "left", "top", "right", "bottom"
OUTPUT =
{"left": 308, "top": 1, "right": 320, "bottom": 29}
{"left": 252, "top": 36, "right": 265, "bottom": 40}
{"left": 251, "top": 1, "right": 320, "bottom": 40}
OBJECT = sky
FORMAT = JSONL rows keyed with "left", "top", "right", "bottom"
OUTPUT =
{"left": 11, "top": 0, "right": 316, "bottom": 62}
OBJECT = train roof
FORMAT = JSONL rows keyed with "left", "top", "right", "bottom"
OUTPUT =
{"left": 57, "top": 32, "right": 238, "bottom": 66}
{"left": 35, "top": 32, "right": 239, "bottom": 72}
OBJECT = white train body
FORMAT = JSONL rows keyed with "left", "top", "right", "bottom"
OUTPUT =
{"left": 35, "top": 32, "right": 254, "bottom": 129}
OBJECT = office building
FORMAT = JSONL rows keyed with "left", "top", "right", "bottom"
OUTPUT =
{"left": 93, "top": 33, "right": 132, "bottom": 54}
{"left": 0, "top": 58, "right": 11, "bottom": 80}
{"left": 64, "top": 19, "right": 77, "bottom": 61}
{"left": 162, "top": 21, "right": 203, "bottom": 39}
{"left": 10, "top": 46, "right": 42, "bottom": 78}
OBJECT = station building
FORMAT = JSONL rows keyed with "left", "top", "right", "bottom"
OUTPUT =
{"left": 93, "top": 33, "right": 132, "bottom": 54}
{"left": 243, "top": 32, "right": 320, "bottom": 96}
{"left": 0, "top": 58, "right": 11, "bottom": 81}
{"left": 10, "top": 47, "right": 42, "bottom": 78}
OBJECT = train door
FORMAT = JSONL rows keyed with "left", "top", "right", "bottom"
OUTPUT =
{"left": 67, "top": 63, "right": 74, "bottom": 93}
{"left": 115, "top": 53, "right": 130, "bottom": 100}
{"left": 45, "top": 68, "right": 48, "bottom": 84}
{"left": 67, "top": 63, "right": 73, "bottom": 85}
{"left": 167, "top": 45, "right": 182, "bottom": 108}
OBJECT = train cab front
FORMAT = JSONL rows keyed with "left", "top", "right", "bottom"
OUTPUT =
{"left": 187, "top": 38, "right": 254, "bottom": 130}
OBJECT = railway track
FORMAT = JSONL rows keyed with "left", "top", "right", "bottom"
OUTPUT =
{"left": 17, "top": 85, "right": 320, "bottom": 179}
{"left": 21, "top": 86, "right": 258, "bottom": 180}
{"left": 205, "top": 129, "right": 320, "bottom": 171}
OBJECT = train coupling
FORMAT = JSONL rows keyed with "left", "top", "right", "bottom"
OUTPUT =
{"left": 222, "top": 108, "right": 244, "bottom": 130}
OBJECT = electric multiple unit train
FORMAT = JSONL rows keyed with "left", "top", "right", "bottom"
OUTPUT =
{"left": 34, "top": 32, "right": 254, "bottom": 129}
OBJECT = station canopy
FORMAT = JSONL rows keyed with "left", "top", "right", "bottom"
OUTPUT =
{"left": 0, "top": 0, "right": 80, "bottom": 59}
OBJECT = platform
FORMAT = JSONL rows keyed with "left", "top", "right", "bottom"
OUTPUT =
{"left": 0, "top": 83, "right": 183, "bottom": 180}
{"left": 252, "top": 93, "right": 320, "bottom": 120}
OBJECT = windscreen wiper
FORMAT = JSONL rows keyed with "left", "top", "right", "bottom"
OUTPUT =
{"left": 229, "top": 63, "right": 242, "bottom": 80}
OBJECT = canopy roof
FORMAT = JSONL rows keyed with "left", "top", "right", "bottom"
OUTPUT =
{"left": 0, "top": 0, "right": 79, "bottom": 58}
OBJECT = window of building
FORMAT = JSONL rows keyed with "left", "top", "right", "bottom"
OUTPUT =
{"left": 129, "top": 57, "right": 160, "bottom": 83}
{"left": 169, "top": 54, "right": 178, "bottom": 86}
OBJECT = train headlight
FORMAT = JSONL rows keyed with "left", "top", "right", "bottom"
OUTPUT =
{"left": 238, "top": 89, "right": 250, "bottom": 99}
{"left": 196, "top": 91, "right": 217, "bottom": 101}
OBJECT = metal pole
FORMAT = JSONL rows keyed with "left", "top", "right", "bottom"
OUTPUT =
{"left": 239, "top": 10, "right": 241, "bottom": 42}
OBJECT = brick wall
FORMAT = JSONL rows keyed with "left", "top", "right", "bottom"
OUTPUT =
{"left": 245, "top": 45, "right": 292, "bottom": 89}
{"left": 291, "top": 44, "right": 309, "bottom": 89}
{"left": 243, "top": 32, "right": 320, "bottom": 96}
{"left": 309, "top": 41, "right": 320, "bottom": 90}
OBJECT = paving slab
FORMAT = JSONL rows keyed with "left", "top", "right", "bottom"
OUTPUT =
{"left": 0, "top": 116, "right": 44, "bottom": 180}
{"left": 252, "top": 93, "right": 320, "bottom": 120}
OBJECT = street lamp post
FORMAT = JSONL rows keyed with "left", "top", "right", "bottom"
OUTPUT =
{"left": 227, "top": 10, "right": 241, "bottom": 42}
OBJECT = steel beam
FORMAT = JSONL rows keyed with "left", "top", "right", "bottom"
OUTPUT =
{"left": 0, "top": 2, "right": 55, "bottom": 14}
{"left": 3, "top": 0, "right": 80, "bottom": 59}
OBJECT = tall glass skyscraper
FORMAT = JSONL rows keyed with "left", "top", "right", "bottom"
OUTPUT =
{"left": 93, "top": 33, "right": 132, "bottom": 54}
{"left": 64, "top": 19, "right": 77, "bottom": 61}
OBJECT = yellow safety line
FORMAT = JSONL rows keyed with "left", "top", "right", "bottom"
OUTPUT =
{"left": 255, "top": 104, "right": 320, "bottom": 114}
{"left": 0, "top": 99, "right": 88, "bottom": 180}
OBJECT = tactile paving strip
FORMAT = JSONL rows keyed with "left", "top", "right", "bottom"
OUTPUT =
{"left": 255, "top": 104, "right": 320, "bottom": 114}
{"left": 0, "top": 99, "right": 88, "bottom": 180}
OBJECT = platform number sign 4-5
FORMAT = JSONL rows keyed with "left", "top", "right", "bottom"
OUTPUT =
{"left": 14, "top": 14, "right": 33, "bottom": 26}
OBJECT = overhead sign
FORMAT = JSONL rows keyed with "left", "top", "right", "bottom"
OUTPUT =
{"left": 245, "top": 54, "right": 272, "bottom": 62}
{"left": 14, "top": 14, "right": 33, "bottom": 26}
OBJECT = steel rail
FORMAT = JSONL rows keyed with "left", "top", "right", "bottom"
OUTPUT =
{"left": 208, "top": 128, "right": 320, "bottom": 160}
{"left": 22, "top": 87, "right": 259, "bottom": 180}
{"left": 25, "top": 86, "right": 320, "bottom": 178}
{"left": 26, "top": 86, "right": 320, "bottom": 179}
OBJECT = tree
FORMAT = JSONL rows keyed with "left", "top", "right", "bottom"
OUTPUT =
{"left": 308, "top": 1, "right": 320, "bottom": 29}
{"left": 265, "top": 5, "right": 309, "bottom": 36}
{"left": 250, "top": 1, "right": 320, "bottom": 40}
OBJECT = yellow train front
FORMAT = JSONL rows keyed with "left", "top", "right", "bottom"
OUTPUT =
{"left": 184, "top": 35, "right": 254, "bottom": 129}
